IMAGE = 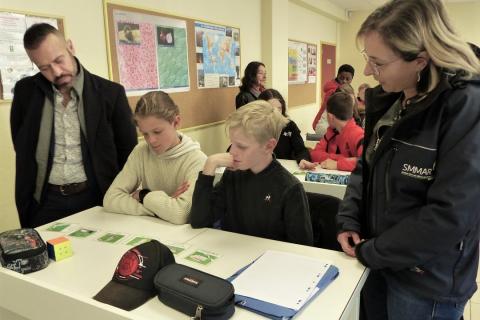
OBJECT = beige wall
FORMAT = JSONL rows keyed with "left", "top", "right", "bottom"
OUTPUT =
{"left": 287, "top": 1, "right": 340, "bottom": 134}
{"left": 0, "top": 106, "right": 17, "bottom": 232}
{"left": 261, "top": 0, "right": 289, "bottom": 94}
{"left": 444, "top": 2, "right": 480, "bottom": 46}
{"left": 338, "top": 10, "right": 372, "bottom": 91}
{"left": 338, "top": 2, "right": 480, "bottom": 94}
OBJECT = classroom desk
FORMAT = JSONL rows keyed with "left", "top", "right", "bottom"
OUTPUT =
{"left": 0, "top": 207, "right": 366, "bottom": 320}
{"left": 0, "top": 207, "right": 207, "bottom": 320}
{"left": 215, "top": 159, "right": 349, "bottom": 199}
{"left": 180, "top": 228, "right": 368, "bottom": 320}
{"left": 45, "top": 206, "right": 206, "bottom": 243}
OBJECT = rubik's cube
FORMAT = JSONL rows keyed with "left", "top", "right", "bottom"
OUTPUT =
{"left": 47, "top": 236, "right": 73, "bottom": 261}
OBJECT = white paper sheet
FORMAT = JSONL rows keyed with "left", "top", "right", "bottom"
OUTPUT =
{"left": 231, "top": 250, "right": 330, "bottom": 310}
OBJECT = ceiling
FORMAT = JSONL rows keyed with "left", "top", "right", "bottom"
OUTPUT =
{"left": 332, "top": 0, "right": 480, "bottom": 12}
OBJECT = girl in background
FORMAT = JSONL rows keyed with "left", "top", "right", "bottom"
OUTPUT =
{"left": 258, "top": 89, "right": 310, "bottom": 163}
{"left": 235, "top": 61, "right": 266, "bottom": 108}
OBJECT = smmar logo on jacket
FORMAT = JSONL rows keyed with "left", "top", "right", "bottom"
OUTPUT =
{"left": 401, "top": 162, "right": 435, "bottom": 181}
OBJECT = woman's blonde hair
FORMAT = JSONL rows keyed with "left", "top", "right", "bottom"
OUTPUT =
{"left": 357, "top": 0, "right": 480, "bottom": 93}
{"left": 134, "top": 91, "right": 179, "bottom": 123}
{"left": 225, "top": 100, "right": 288, "bottom": 144}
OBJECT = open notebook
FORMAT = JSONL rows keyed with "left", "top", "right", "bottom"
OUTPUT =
{"left": 228, "top": 250, "right": 339, "bottom": 320}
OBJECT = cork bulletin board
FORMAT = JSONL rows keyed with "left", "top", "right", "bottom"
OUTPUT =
{"left": 104, "top": 1, "right": 242, "bottom": 128}
{"left": 288, "top": 39, "right": 317, "bottom": 107}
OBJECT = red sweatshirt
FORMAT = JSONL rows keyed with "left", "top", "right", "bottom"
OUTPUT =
{"left": 312, "top": 79, "right": 340, "bottom": 130}
{"left": 310, "top": 119, "right": 364, "bottom": 172}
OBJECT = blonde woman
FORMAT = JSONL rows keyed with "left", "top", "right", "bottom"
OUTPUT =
{"left": 103, "top": 91, "right": 207, "bottom": 224}
{"left": 336, "top": 0, "right": 480, "bottom": 319}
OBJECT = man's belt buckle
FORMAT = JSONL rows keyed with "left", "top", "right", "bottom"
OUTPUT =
{"left": 59, "top": 184, "right": 68, "bottom": 196}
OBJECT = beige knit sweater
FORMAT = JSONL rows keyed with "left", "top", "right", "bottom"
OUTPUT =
{"left": 103, "top": 133, "right": 207, "bottom": 224}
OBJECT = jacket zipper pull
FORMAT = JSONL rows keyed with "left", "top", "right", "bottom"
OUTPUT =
{"left": 374, "top": 137, "right": 381, "bottom": 151}
{"left": 192, "top": 305, "right": 203, "bottom": 320}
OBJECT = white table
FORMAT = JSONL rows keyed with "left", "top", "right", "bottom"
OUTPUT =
{"left": 51, "top": 207, "right": 205, "bottom": 244}
{"left": 215, "top": 159, "right": 349, "bottom": 199}
{"left": 0, "top": 207, "right": 207, "bottom": 320}
{"left": 180, "top": 228, "right": 368, "bottom": 320}
{"left": 0, "top": 207, "right": 366, "bottom": 320}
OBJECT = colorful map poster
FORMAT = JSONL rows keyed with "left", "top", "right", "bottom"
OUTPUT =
{"left": 113, "top": 10, "right": 190, "bottom": 95}
{"left": 307, "top": 44, "right": 317, "bottom": 83}
{"left": 194, "top": 21, "right": 240, "bottom": 89}
{"left": 288, "top": 40, "right": 308, "bottom": 84}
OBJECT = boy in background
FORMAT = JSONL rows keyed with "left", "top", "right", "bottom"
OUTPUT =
{"left": 312, "top": 64, "right": 355, "bottom": 134}
{"left": 356, "top": 83, "right": 371, "bottom": 127}
{"left": 190, "top": 101, "right": 313, "bottom": 246}
{"left": 301, "top": 92, "right": 364, "bottom": 172}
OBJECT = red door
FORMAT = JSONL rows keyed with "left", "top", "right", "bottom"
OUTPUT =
{"left": 320, "top": 43, "right": 336, "bottom": 101}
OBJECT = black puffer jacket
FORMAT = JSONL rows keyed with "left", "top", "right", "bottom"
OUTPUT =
{"left": 337, "top": 74, "right": 480, "bottom": 303}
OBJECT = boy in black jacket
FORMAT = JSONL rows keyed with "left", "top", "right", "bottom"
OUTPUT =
{"left": 190, "top": 101, "right": 313, "bottom": 246}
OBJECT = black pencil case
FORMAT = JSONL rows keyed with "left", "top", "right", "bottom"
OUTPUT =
{"left": 154, "top": 263, "right": 235, "bottom": 319}
{"left": 0, "top": 228, "right": 49, "bottom": 274}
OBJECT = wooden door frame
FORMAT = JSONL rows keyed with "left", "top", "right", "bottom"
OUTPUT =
{"left": 319, "top": 41, "right": 337, "bottom": 102}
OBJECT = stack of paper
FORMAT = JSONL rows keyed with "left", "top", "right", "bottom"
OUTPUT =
{"left": 229, "top": 250, "right": 339, "bottom": 319}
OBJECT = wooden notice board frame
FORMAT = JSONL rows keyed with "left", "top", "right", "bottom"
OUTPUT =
{"left": 0, "top": 9, "right": 65, "bottom": 101}
{"left": 104, "top": 1, "right": 241, "bottom": 129}
{"left": 288, "top": 39, "right": 317, "bottom": 108}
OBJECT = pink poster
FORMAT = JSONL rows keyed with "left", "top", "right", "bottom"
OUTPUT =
{"left": 117, "top": 22, "right": 158, "bottom": 91}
